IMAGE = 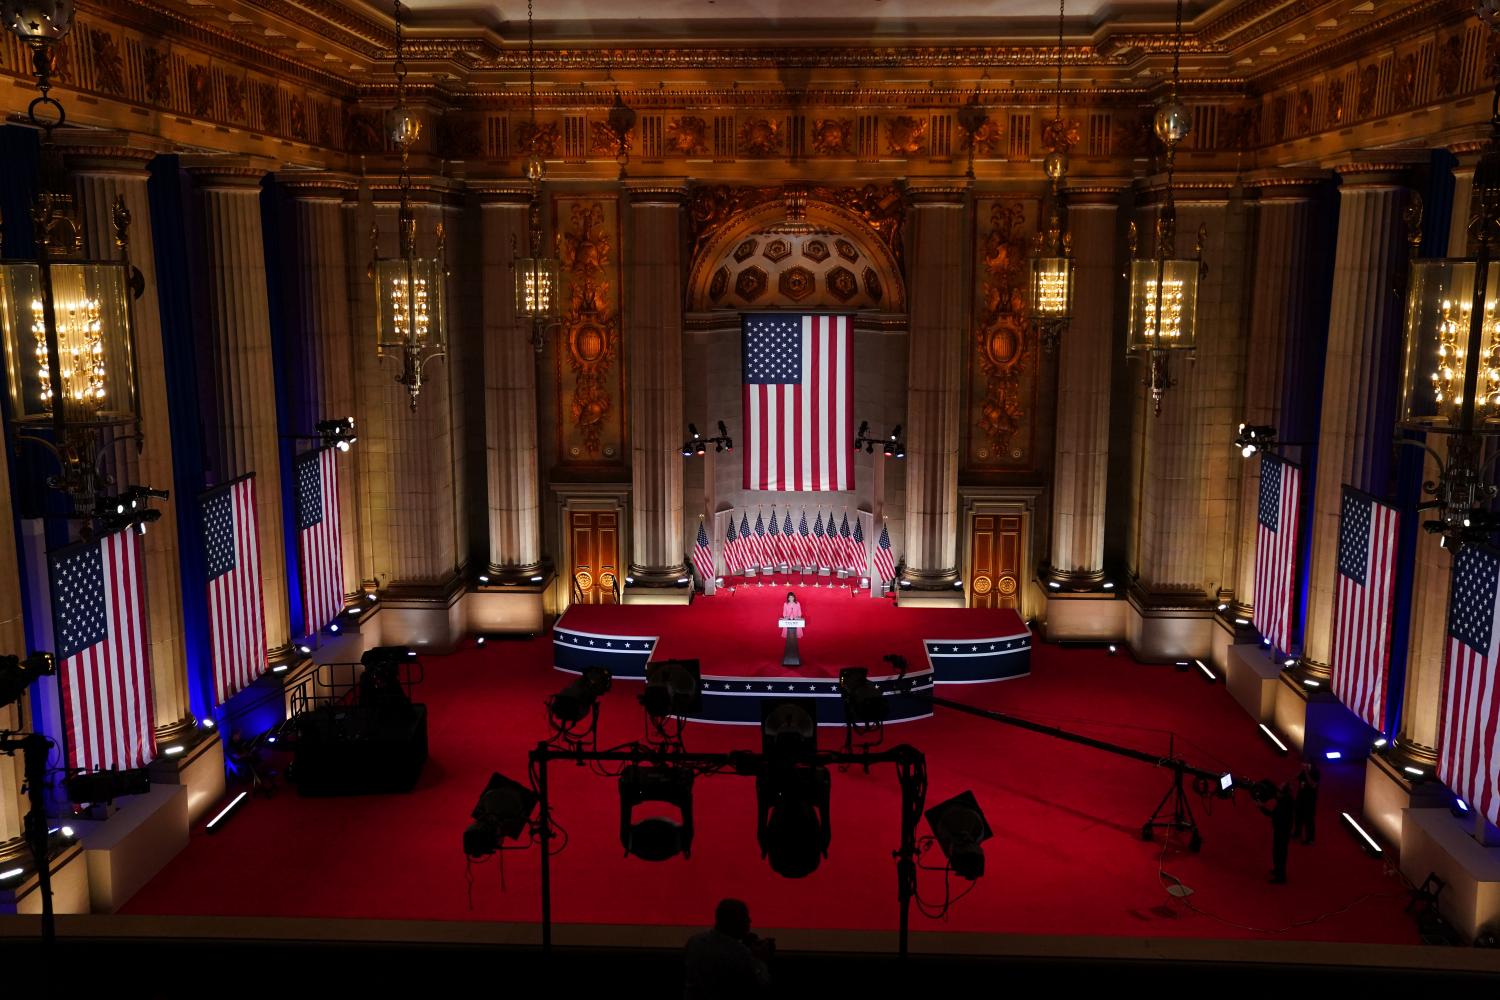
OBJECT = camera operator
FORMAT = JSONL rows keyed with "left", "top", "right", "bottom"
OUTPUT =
{"left": 1259, "top": 780, "right": 1296, "bottom": 884}
{"left": 684, "top": 898, "right": 772, "bottom": 999}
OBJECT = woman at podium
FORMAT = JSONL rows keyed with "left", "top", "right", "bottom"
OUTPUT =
{"left": 781, "top": 591, "right": 804, "bottom": 667}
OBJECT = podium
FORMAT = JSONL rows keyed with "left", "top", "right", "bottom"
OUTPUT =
{"left": 779, "top": 617, "right": 805, "bottom": 667}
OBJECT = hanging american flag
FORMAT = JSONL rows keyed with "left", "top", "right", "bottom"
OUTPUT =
{"left": 296, "top": 447, "right": 345, "bottom": 634}
{"left": 742, "top": 313, "right": 854, "bottom": 491}
{"left": 1330, "top": 488, "right": 1399, "bottom": 733}
{"left": 812, "top": 511, "right": 830, "bottom": 571}
{"left": 850, "top": 517, "right": 867, "bottom": 576}
{"left": 49, "top": 527, "right": 157, "bottom": 772}
{"left": 796, "top": 509, "right": 812, "bottom": 569}
{"left": 873, "top": 522, "right": 897, "bottom": 584}
{"left": 691, "top": 520, "right": 715, "bottom": 584}
{"left": 1253, "top": 454, "right": 1301, "bottom": 656}
{"left": 202, "top": 475, "right": 267, "bottom": 707}
{"left": 780, "top": 509, "right": 796, "bottom": 567}
{"left": 1440, "top": 543, "right": 1500, "bottom": 828}
{"left": 767, "top": 508, "right": 784, "bottom": 568}
{"left": 723, "top": 516, "right": 742, "bottom": 576}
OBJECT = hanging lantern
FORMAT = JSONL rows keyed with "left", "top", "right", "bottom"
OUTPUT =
{"left": 512, "top": 0, "right": 561, "bottom": 349}
{"left": 514, "top": 248, "right": 558, "bottom": 321}
{"left": 1027, "top": 0, "right": 1074, "bottom": 351}
{"left": 2, "top": 1, "right": 75, "bottom": 45}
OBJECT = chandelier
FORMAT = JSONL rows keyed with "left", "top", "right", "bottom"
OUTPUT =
{"left": 1397, "top": 3, "right": 1500, "bottom": 544}
{"left": 369, "top": 0, "right": 447, "bottom": 410}
{"left": 513, "top": 0, "right": 560, "bottom": 353}
{"left": 1124, "top": 0, "right": 1206, "bottom": 416}
{"left": 0, "top": 1, "right": 146, "bottom": 518}
{"left": 1028, "top": 0, "right": 1073, "bottom": 353}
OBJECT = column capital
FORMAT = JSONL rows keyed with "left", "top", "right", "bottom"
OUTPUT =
{"left": 1136, "top": 171, "right": 1237, "bottom": 202}
{"left": 54, "top": 129, "right": 170, "bottom": 177}
{"left": 903, "top": 177, "right": 972, "bottom": 205}
{"left": 366, "top": 174, "right": 462, "bottom": 206}
{"left": 276, "top": 170, "right": 360, "bottom": 199}
{"left": 623, "top": 178, "right": 690, "bottom": 205}
{"left": 1326, "top": 149, "right": 1428, "bottom": 188}
{"left": 1241, "top": 167, "right": 1328, "bottom": 201}
{"left": 1061, "top": 179, "right": 1129, "bottom": 206}
{"left": 180, "top": 154, "right": 277, "bottom": 189}
{"left": 470, "top": 180, "right": 535, "bottom": 205}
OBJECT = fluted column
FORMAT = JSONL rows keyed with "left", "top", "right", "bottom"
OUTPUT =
{"left": 1046, "top": 185, "right": 1122, "bottom": 586}
{"left": 477, "top": 184, "right": 542, "bottom": 578}
{"left": 65, "top": 136, "right": 194, "bottom": 740}
{"left": 280, "top": 172, "right": 363, "bottom": 601}
{"left": 1399, "top": 146, "right": 1484, "bottom": 762}
{"left": 626, "top": 181, "right": 688, "bottom": 584}
{"left": 0, "top": 404, "right": 27, "bottom": 863}
{"left": 183, "top": 157, "right": 293, "bottom": 658}
{"left": 1299, "top": 158, "right": 1419, "bottom": 681}
{"left": 1230, "top": 176, "right": 1325, "bottom": 615}
{"left": 902, "top": 180, "right": 971, "bottom": 589}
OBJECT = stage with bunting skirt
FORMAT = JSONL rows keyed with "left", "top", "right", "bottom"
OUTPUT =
{"left": 553, "top": 582, "right": 1030, "bottom": 725}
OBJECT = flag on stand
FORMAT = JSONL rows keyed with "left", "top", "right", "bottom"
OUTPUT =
{"left": 1253, "top": 454, "right": 1301, "bottom": 656}
{"left": 742, "top": 313, "right": 854, "bottom": 491}
{"left": 850, "top": 517, "right": 867, "bottom": 577}
{"left": 780, "top": 509, "right": 796, "bottom": 568}
{"left": 1330, "top": 488, "right": 1399, "bottom": 733}
{"left": 738, "top": 512, "right": 754, "bottom": 572}
{"left": 723, "top": 516, "right": 742, "bottom": 576}
{"left": 49, "top": 526, "right": 157, "bottom": 772}
{"left": 838, "top": 512, "right": 854, "bottom": 571}
{"left": 873, "top": 522, "right": 897, "bottom": 585}
{"left": 767, "top": 508, "right": 783, "bottom": 568}
{"left": 202, "top": 475, "right": 267, "bottom": 706}
{"left": 692, "top": 520, "right": 715, "bottom": 584}
{"left": 753, "top": 511, "right": 769, "bottom": 568}
{"left": 1440, "top": 543, "right": 1500, "bottom": 828}
{"left": 295, "top": 446, "right": 346, "bottom": 635}
{"left": 796, "top": 509, "right": 812, "bottom": 569}
{"left": 812, "top": 511, "right": 829, "bottom": 571}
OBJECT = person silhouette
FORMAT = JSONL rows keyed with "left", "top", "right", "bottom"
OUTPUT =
{"left": 684, "top": 898, "right": 772, "bottom": 999}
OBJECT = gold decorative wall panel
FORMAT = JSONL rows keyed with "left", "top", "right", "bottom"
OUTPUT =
{"left": 966, "top": 195, "right": 1041, "bottom": 473}
{"left": 553, "top": 195, "right": 626, "bottom": 468}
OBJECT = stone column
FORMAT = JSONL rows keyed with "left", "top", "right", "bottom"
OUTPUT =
{"left": 1046, "top": 184, "right": 1123, "bottom": 587}
{"left": 64, "top": 135, "right": 195, "bottom": 741}
{"left": 1230, "top": 175, "right": 1325, "bottom": 616}
{"left": 1299, "top": 157, "right": 1421, "bottom": 681}
{"left": 902, "top": 180, "right": 972, "bottom": 591}
{"left": 280, "top": 172, "right": 363, "bottom": 602}
{"left": 625, "top": 181, "right": 688, "bottom": 586}
{"left": 183, "top": 157, "right": 294, "bottom": 659}
{"left": 476, "top": 184, "right": 543, "bottom": 580}
{"left": 1398, "top": 145, "right": 1485, "bottom": 763}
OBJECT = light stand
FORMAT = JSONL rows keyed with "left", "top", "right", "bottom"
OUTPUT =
{"left": 0, "top": 732, "right": 54, "bottom": 946}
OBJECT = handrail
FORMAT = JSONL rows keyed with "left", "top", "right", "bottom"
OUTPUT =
{"left": 285, "top": 658, "right": 425, "bottom": 719}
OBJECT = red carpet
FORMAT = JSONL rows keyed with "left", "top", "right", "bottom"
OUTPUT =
{"left": 122, "top": 632, "right": 1418, "bottom": 945}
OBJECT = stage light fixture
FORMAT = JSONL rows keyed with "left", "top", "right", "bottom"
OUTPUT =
{"left": 1340, "top": 811, "right": 1383, "bottom": 856}
{"left": 297, "top": 644, "right": 312, "bottom": 655}
{"left": 757, "top": 763, "right": 831, "bottom": 878}
{"left": 762, "top": 699, "right": 818, "bottom": 760}
{"left": 273, "top": 664, "right": 290, "bottom": 674}
{"left": 1325, "top": 750, "right": 1342, "bottom": 760}
{"left": 0, "top": 651, "right": 55, "bottom": 708}
{"left": 65, "top": 767, "right": 151, "bottom": 804}
{"left": 464, "top": 771, "right": 539, "bottom": 857}
{"left": 548, "top": 667, "right": 612, "bottom": 726}
{"left": 1234, "top": 423, "right": 1277, "bottom": 458}
{"left": 206, "top": 791, "right": 249, "bottom": 835}
{"left": 619, "top": 763, "right": 695, "bottom": 861}
{"left": 163, "top": 745, "right": 184, "bottom": 756}
{"left": 1373, "top": 737, "right": 1389, "bottom": 748}
{"left": 1257, "top": 724, "right": 1289, "bottom": 754}
{"left": 1217, "top": 602, "right": 1229, "bottom": 612}
{"left": 1102, "top": 581, "right": 1115, "bottom": 590}
{"left": 476, "top": 636, "right": 487, "bottom": 646}
{"left": 1193, "top": 659, "right": 1216, "bottom": 682}
{"left": 0, "top": 868, "right": 22, "bottom": 883}
{"left": 1456, "top": 797, "right": 1470, "bottom": 813}
{"left": 641, "top": 660, "right": 701, "bottom": 719}
{"left": 1107, "top": 644, "right": 1118, "bottom": 656}
{"left": 478, "top": 574, "right": 491, "bottom": 584}
{"left": 1403, "top": 765, "right": 1425, "bottom": 778}
{"left": 839, "top": 668, "right": 886, "bottom": 726}
{"left": 924, "top": 790, "right": 992, "bottom": 881}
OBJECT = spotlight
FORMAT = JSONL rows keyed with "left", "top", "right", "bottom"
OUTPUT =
{"left": 0, "top": 652, "right": 55, "bottom": 709}
{"left": 1258, "top": 723, "right": 1289, "bottom": 754}
{"left": 368, "top": 593, "right": 379, "bottom": 602}
{"left": 1102, "top": 581, "right": 1115, "bottom": 590}
{"left": 1340, "top": 811, "right": 1383, "bottom": 855}
{"left": 757, "top": 763, "right": 831, "bottom": 878}
{"left": 1217, "top": 603, "right": 1229, "bottom": 612}
{"left": 329, "top": 623, "right": 340, "bottom": 633}
{"left": 838, "top": 668, "right": 886, "bottom": 726}
{"left": 641, "top": 660, "right": 701, "bottom": 719}
{"left": 201, "top": 718, "right": 216, "bottom": 730}
{"left": 1325, "top": 750, "right": 1342, "bottom": 760}
{"left": 205, "top": 791, "right": 249, "bottom": 834}
{"left": 1107, "top": 644, "right": 1118, "bottom": 656}
{"left": 464, "top": 772, "right": 539, "bottom": 857}
{"left": 619, "top": 764, "right": 695, "bottom": 861}
{"left": 1455, "top": 797, "right": 1470, "bottom": 813}
{"left": 548, "top": 667, "right": 612, "bottom": 726}
{"left": 1303, "top": 679, "right": 1320, "bottom": 688}
{"left": 65, "top": 768, "right": 152, "bottom": 804}
{"left": 1373, "top": 737, "right": 1388, "bottom": 748}
{"left": 1047, "top": 581, "right": 1061, "bottom": 590}
{"left": 479, "top": 574, "right": 491, "bottom": 584}
{"left": 1233, "top": 423, "right": 1277, "bottom": 459}
{"left": 762, "top": 699, "right": 818, "bottom": 760}
{"left": 1403, "top": 765, "right": 1425, "bottom": 778}
{"left": 688, "top": 423, "right": 700, "bottom": 439}
{"left": 924, "top": 790, "right": 991, "bottom": 880}
{"left": 1193, "top": 659, "right": 1216, "bottom": 682}
{"left": 297, "top": 644, "right": 312, "bottom": 655}
{"left": 476, "top": 636, "right": 487, "bottom": 646}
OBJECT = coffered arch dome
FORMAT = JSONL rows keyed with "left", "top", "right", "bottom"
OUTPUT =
{"left": 688, "top": 200, "right": 905, "bottom": 314}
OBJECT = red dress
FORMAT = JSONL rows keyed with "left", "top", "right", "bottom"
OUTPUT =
{"left": 780, "top": 600, "right": 804, "bottom": 637}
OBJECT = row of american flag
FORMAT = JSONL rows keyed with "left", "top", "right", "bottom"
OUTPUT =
{"left": 46, "top": 447, "right": 346, "bottom": 773}
{"left": 691, "top": 508, "right": 897, "bottom": 584}
{"left": 1255, "top": 454, "right": 1500, "bottom": 828}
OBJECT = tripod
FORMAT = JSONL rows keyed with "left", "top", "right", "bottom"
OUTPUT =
{"left": 1142, "top": 750, "right": 1202, "bottom": 852}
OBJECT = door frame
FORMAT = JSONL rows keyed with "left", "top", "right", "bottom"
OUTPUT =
{"left": 551, "top": 483, "right": 630, "bottom": 613}
{"left": 958, "top": 488, "right": 1043, "bottom": 618}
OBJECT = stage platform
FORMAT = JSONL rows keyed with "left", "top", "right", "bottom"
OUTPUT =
{"left": 553, "top": 581, "right": 1030, "bottom": 725}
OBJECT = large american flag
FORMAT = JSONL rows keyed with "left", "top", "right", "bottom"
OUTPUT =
{"left": 1440, "top": 544, "right": 1500, "bottom": 827}
{"left": 1254, "top": 454, "right": 1301, "bottom": 656}
{"left": 295, "top": 447, "right": 345, "bottom": 634}
{"left": 1330, "top": 488, "right": 1399, "bottom": 733}
{"left": 691, "top": 520, "right": 715, "bottom": 584}
{"left": 742, "top": 314, "right": 854, "bottom": 491}
{"left": 49, "top": 527, "right": 156, "bottom": 772}
{"left": 873, "top": 522, "right": 897, "bottom": 584}
{"left": 203, "top": 476, "right": 267, "bottom": 706}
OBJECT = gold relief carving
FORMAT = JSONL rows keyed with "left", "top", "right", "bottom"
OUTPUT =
{"left": 187, "top": 64, "right": 213, "bottom": 119}
{"left": 971, "top": 199, "right": 1035, "bottom": 468}
{"left": 738, "top": 117, "right": 783, "bottom": 158}
{"left": 810, "top": 118, "right": 854, "bottom": 157}
{"left": 886, "top": 115, "right": 928, "bottom": 156}
{"left": 1356, "top": 64, "right": 1379, "bottom": 118}
{"left": 1221, "top": 104, "right": 1260, "bottom": 150}
{"left": 259, "top": 82, "right": 280, "bottom": 133}
{"left": 516, "top": 120, "right": 561, "bottom": 157}
{"left": 599, "top": 571, "right": 616, "bottom": 591}
{"left": 1271, "top": 95, "right": 1288, "bottom": 142}
{"left": 88, "top": 27, "right": 123, "bottom": 96}
{"left": 997, "top": 575, "right": 1017, "bottom": 596}
{"left": 1436, "top": 36, "right": 1463, "bottom": 97}
{"left": 689, "top": 186, "right": 774, "bottom": 262}
{"left": 225, "top": 75, "right": 247, "bottom": 122}
{"left": 1040, "top": 117, "right": 1080, "bottom": 154}
{"left": 347, "top": 110, "right": 383, "bottom": 153}
{"left": 1113, "top": 109, "right": 1154, "bottom": 157}
{"left": 973, "top": 575, "right": 993, "bottom": 595}
{"left": 574, "top": 569, "right": 594, "bottom": 592}
{"left": 666, "top": 116, "right": 709, "bottom": 155}
{"left": 828, "top": 184, "right": 904, "bottom": 267}
{"left": 1391, "top": 52, "right": 1418, "bottom": 110}
{"left": 557, "top": 201, "right": 621, "bottom": 460}
{"left": 589, "top": 119, "right": 633, "bottom": 157}
{"left": 143, "top": 46, "right": 170, "bottom": 104}
{"left": 289, "top": 96, "right": 308, "bottom": 141}
{"left": 1326, "top": 79, "right": 1345, "bottom": 126}
{"left": 968, "top": 118, "right": 1005, "bottom": 157}
{"left": 1294, "top": 89, "right": 1313, "bottom": 136}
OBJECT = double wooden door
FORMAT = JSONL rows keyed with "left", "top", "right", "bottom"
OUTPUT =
{"left": 569, "top": 510, "right": 620, "bottom": 604}
{"left": 969, "top": 513, "right": 1023, "bottom": 610}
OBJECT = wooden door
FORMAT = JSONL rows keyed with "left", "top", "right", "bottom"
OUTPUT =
{"left": 970, "top": 513, "right": 1023, "bottom": 610}
{"left": 569, "top": 510, "right": 620, "bottom": 604}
